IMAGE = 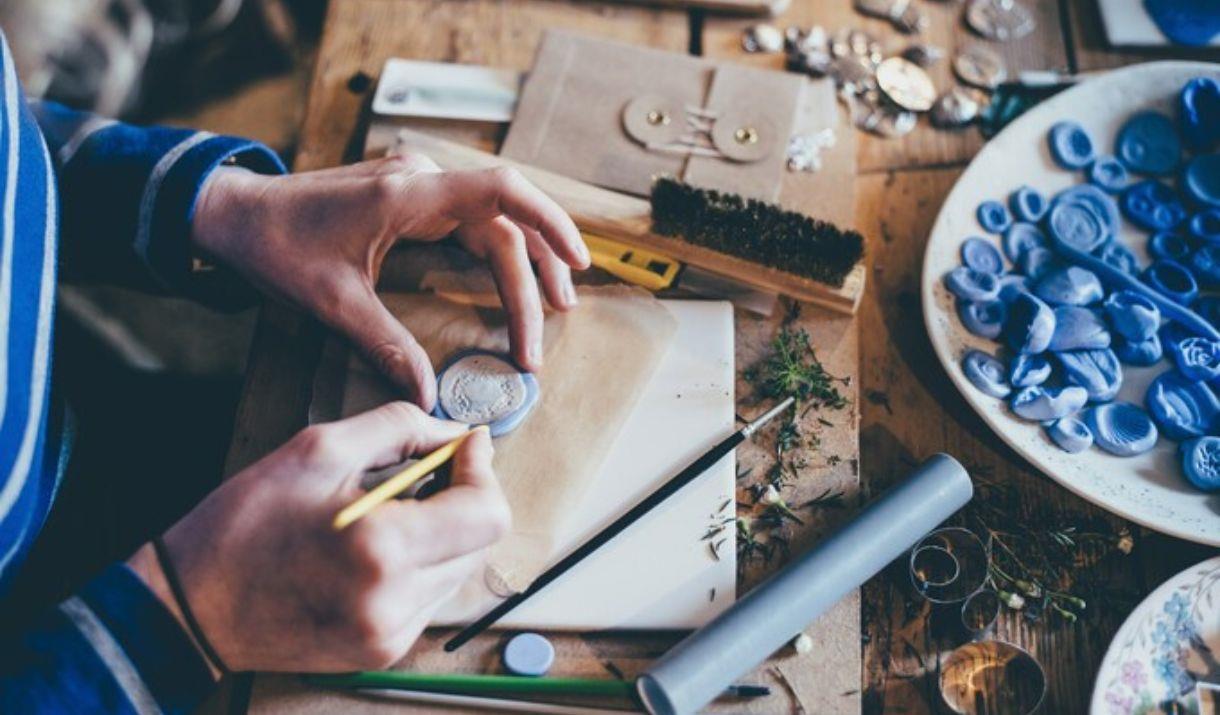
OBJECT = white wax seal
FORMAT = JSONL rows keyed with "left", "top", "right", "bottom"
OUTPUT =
{"left": 435, "top": 350, "right": 539, "bottom": 436}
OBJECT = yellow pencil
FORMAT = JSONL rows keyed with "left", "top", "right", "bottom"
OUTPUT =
{"left": 332, "top": 426, "right": 488, "bottom": 531}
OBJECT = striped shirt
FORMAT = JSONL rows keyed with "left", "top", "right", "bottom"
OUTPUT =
{"left": 0, "top": 30, "right": 285, "bottom": 713}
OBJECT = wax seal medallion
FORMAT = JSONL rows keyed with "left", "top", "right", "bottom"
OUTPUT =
{"left": 435, "top": 350, "right": 539, "bottom": 437}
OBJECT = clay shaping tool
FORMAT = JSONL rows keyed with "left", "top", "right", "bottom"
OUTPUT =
{"left": 444, "top": 397, "right": 796, "bottom": 651}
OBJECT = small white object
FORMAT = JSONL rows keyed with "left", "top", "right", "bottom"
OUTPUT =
{"left": 503, "top": 632, "right": 555, "bottom": 677}
{"left": 761, "top": 484, "right": 783, "bottom": 506}
{"left": 792, "top": 632, "right": 814, "bottom": 654}
{"left": 438, "top": 352, "right": 529, "bottom": 425}
{"left": 742, "top": 23, "right": 784, "bottom": 54}
{"left": 373, "top": 58, "right": 521, "bottom": 122}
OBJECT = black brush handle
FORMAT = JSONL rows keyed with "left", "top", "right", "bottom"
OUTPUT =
{"left": 444, "top": 429, "right": 746, "bottom": 652}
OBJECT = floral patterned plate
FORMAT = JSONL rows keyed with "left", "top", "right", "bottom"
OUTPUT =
{"left": 1092, "top": 555, "right": 1220, "bottom": 714}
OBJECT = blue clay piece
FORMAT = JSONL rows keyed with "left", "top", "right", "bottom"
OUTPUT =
{"left": 977, "top": 200, "right": 1013, "bottom": 234}
{"left": 961, "top": 237, "right": 1004, "bottom": 274}
{"left": 1052, "top": 184, "right": 1121, "bottom": 239}
{"left": 1120, "top": 180, "right": 1188, "bottom": 232}
{"left": 1058, "top": 348, "right": 1123, "bottom": 403}
{"left": 1180, "top": 77, "right": 1220, "bottom": 151}
{"left": 1142, "top": 259, "right": 1199, "bottom": 305}
{"left": 1145, "top": 0, "right": 1220, "bottom": 49}
{"left": 1097, "top": 240, "right": 1141, "bottom": 275}
{"left": 1088, "top": 155, "right": 1129, "bottom": 193}
{"left": 997, "top": 274, "right": 1031, "bottom": 303}
{"left": 957, "top": 299, "right": 1006, "bottom": 339}
{"left": 1009, "top": 186, "right": 1048, "bottom": 222}
{"left": 1172, "top": 336, "right": 1220, "bottom": 382}
{"left": 1018, "top": 246, "right": 1060, "bottom": 281}
{"left": 1047, "top": 202, "right": 1107, "bottom": 254}
{"left": 1049, "top": 306, "right": 1111, "bottom": 351}
{"left": 1115, "top": 333, "right": 1163, "bottom": 366}
{"left": 1189, "top": 209, "right": 1220, "bottom": 245}
{"left": 1048, "top": 121, "right": 1096, "bottom": 169}
{"left": 1047, "top": 416, "right": 1093, "bottom": 453}
{"left": 1009, "top": 354, "right": 1052, "bottom": 388}
{"left": 1189, "top": 245, "right": 1220, "bottom": 286}
{"left": 1146, "top": 370, "right": 1220, "bottom": 441}
{"left": 1103, "top": 290, "right": 1161, "bottom": 341}
{"left": 1195, "top": 295, "right": 1220, "bottom": 328}
{"left": 1002, "top": 222, "right": 1048, "bottom": 263}
{"left": 1003, "top": 292, "right": 1056, "bottom": 355}
{"left": 1183, "top": 154, "right": 1220, "bottom": 208}
{"left": 944, "top": 266, "right": 1000, "bottom": 301}
{"left": 1180, "top": 437, "right": 1220, "bottom": 492}
{"left": 1116, "top": 111, "right": 1182, "bottom": 176}
{"left": 1147, "top": 231, "right": 1192, "bottom": 262}
{"left": 962, "top": 350, "right": 1011, "bottom": 398}
{"left": 1084, "top": 402, "right": 1159, "bottom": 457}
{"left": 1011, "top": 385, "right": 1088, "bottom": 422}
{"left": 1034, "top": 266, "right": 1103, "bottom": 306}
{"left": 503, "top": 632, "right": 555, "bottom": 677}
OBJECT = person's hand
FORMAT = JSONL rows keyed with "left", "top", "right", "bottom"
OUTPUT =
{"left": 127, "top": 402, "right": 510, "bottom": 673}
{"left": 190, "top": 155, "right": 591, "bottom": 408}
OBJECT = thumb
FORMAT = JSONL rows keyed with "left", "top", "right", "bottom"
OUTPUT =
{"left": 329, "top": 281, "right": 438, "bottom": 409}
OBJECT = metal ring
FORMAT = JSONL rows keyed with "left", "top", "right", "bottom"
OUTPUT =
{"left": 911, "top": 545, "right": 961, "bottom": 590}
{"left": 959, "top": 588, "right": 1001, "bottom": 640}
{"left": 939, "top": 640, "right": 1047, "bottom": 715}
{"left": 908, "top": 527, "right": 990, "bottom": 604}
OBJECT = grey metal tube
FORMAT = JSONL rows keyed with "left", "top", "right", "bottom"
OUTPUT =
{"left": 636, "top": 454, "right": 973, "bottom": 715}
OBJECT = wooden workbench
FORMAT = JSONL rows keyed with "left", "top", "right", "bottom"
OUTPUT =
{"left": 217, "top": 1, "right": 1219, "bottom": 713}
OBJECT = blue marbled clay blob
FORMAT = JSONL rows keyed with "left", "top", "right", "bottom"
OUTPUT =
{"left": 1114, "top": 333, "right": 1163, "bottom": 366}
{"left": 962, "top": 350, "right": 1011, "bottom": 398}
{"left": 1180, "top": 436, "right": 1220, "bottom": 492}
{"left": 1009, "top": 186, "right": 1048, "bottom": 223}
{"left": 997, "top": 274, "right": 1031, "bottom": 303}
{"left": 1116, "top": 111, "right": 1182, "bottom": 176}
{"left": 1189, "top": 245, "right": 1220, "bottom": 286}
{"left": 1008, "top": 353, "right": 1052, "bottom": 388}
{"left": 957, "top": 299, "right": 1007, "bottom": 339}
{"left": 977, "top": 200, "right": 1013, "bottom": 234}
{"left": 1047, "top": 416, "right": 1093, "bottom": 453}
{"left": 1097, "top": 240, "right": 1141, "bottom": 275}
{"left": 1179, "top": 77, "right": 1220, "bottom": 152}
{"left": 1048, "top": 306, "right": 1111, "bottom": 352}
{"left": 1183, "top": 153, "right": 1220, "bottom": 208}
{"left": 1057, "top": 348, "right": 1123, "bottom": 403}
{"left": 1019, "top": 246, "right": 1061, "bottom": 281}
{"left": 1189, "top": 209, "right": 1220, "bottom": 246}
{"left": 1002, "top": 222, "right": 1048, "bottom": 263}
{"left": 960, "top": 237, "right": 1005, "bottom": 274}
{"left": 1084, "top": 402, "right": 1159, "bottom": 457}
{"left": 1052, "top": 183, "right": 1121, "bottom": 240}
{"left": 1087, "top": 155, "right": 1129, "bottom": 193}
{"left": 1121, "top": 179, "right": 1188, "bottom": 232}
{"left": 1147, "top": 231, "right": 1192, "bottom": 262}
{"left": 1142, "top": 259, "right": 1199, "bottom": 305}
{"left": 1011, "top": 385, "right": 1088, "bottom": 422}
{"left": 1103, "top": 289, "right": 1161, "bottom": 341}
{"left": 1171, "top": 336, "right": 1220, "bottom": 382}
{"left": 1146, "top": 370, "right": 1220, "bottom": 441}
{"left": 1048, "top": 121, "right": 1096, "bottom": 170}
{"left": 1003, "top": 292, "right": 1056, "bottom": 355}
{"left": 1034, "top": 266, "right": 1103, "bottom": 306}
{"left": 944, "top": 266, "right": 1001, "bottom": 301}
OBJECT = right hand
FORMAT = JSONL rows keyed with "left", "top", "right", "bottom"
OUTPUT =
{"left": 129, "top": 402, "right": 510, "bottom": 673}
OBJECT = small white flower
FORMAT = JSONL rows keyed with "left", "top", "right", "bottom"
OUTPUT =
{"left": 762, "top": 485, "right": 783, "bottom": 506}
{"left": 1001, "top": 591, "right": 1026, "bottom": 610}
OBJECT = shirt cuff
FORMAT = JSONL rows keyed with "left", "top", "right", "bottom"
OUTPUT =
{"left": 142, "top": 134, "right": 286, "bottom": 310}
{"left": 75, "top": 563, "right": 216, "bottom": 714}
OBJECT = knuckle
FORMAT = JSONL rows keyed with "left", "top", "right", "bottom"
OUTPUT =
{"left": 379, "top": 400, "right": 423, "bottom": 427}
{"left": 294, "top": 425, "right": 339, "bottom": 464}
{"left": 366, "top": 341, "right": 410, "bottom": 378}
{"left": 345, "top": 523, "right": 394, "bottom": 584}
{"left": 371, "top": 171, "right": 407, "bottom": 203}
{"left": 487, "top": 165, "right": 523, "bottom": 191}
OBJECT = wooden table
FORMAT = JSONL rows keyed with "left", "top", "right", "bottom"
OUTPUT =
{"left": 217, "top": 1, "right": 1219, "bottom": 713}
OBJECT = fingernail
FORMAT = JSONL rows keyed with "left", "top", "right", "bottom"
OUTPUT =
{"left": 563, "top": 282, "right": 578, "bottom": 307}
{"left": 529, "top": 342, "right": 543, "bottom": 366}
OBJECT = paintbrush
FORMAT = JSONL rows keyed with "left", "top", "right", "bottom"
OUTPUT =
{"left": 444, "top": 397, "right": 796, "bottom": 652}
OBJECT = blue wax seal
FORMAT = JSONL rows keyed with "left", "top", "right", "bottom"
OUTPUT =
{"left": 1147, "top": 231, "right": 1192, "bottom": 262}
{"left": 1048, "top": 202, "right": 1107, "bottom": 254}
{"left": 1009, "top": 186, "right": 1048, "bottom": 222}
{"left": 1180, "top": 77, "right": 1220, "bottom": 151}
{"left": 1047, "top": 416, "right": 1093, "bottom": 453}
{"left": 944, "top": 266, "right": 1000, "bottom": 301}
{"left": 1145, "top": 0, "right": 1220, "bottom": 48}
{"left": 1052, "top": 184, "right": 1121, "bottom": 239}
{"left": 434, "top": 350, "right": 540, "bottom": 437}
{"left": 1183, "top": 154, "right": 1220, "bottom": 208}
{"left": 1172, "top": 336, "right": 1220, "bottom": 382}
{"left": 962, "top": 350, "right": 1011, "bottom": 398}
{"left": 1018, "top": 246, "right": 1060, "bottom": 281}
{"left": 1115, "top": 333, "right": 1163, "bottom": 366}
{"left": 1003, "top": 292, "right": 1056, "bottom": 355}
{"left": 1180, "top": 436, "right": 1220, "bottom": 492}
{"left": 1195, "top": 295, "right": 1220, "bottom": 328}
{"left": 960, "top": 237, "right": 1005, "bottom": 274}
{"left": 1103, "top": 290, "right": 1161, "bottom": 341}
{"left": 1084, "top": 402, "right": 1159, "bottom": 457}
{"left": 1002, "top": 222, "right": 1049, "bottom": 263}
{"left": 977, "top": 200, "right": 1013, "bottom": 234}
{"left": 1011, "top": 385, "right": 1088, "bottom": 422}
{"left": 1033, "top": 266, "right": 1103, "bottom": 306}
{"left": 997, "top": 273, "right": 1031, "bottom": 303}
{"left": 1088, "top": 155, "right": 1129, "bottom": 193}
{"left": 1116, "top": 111, "right": 1182, "bottom": 176}
{"left": 1120, "top": 180, "right": 1187, "bottom": 232}
{"left": 957, "top": 299, "right": 1007, "bottom": 339}
{"left": 1048, "top": 121, "right": 1096, "bottom": 169}
{"left": 1008, "top": 353, "right": 1052, "bottom": 388}
{"left": 1058, "top": 348, "right": 1123, "bottom": 402}
{"left": 1097, "top": 240, "right": 1141, "bottom": 275}
{"left": 1190, "top": 245, "right": 1220, "bottom": 286}
{"left": 1048, "top": 306, "right": 1111, "bottom": 352}
{"left": 1142, "top": 259, "right": 1199, "bottom": 305}
{"left": 1189, "top": 209, "right": 1220, "bottom": 245}
{"left": 503, "top": 632, "right": 555, "bottom": 677}
{"left": 1146, "top": 370, "right": 1220, "bottom": 441}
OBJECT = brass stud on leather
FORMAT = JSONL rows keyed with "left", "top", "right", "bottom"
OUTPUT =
{"left": 622, "top": 94, "right": 684, "bottom": 147}
{"left": 711, "top": 111, "right": 773, "bottom": 162}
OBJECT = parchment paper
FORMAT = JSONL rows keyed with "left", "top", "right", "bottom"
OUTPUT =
{"left": 315, "top": 285, "right": 678, "bottom": 607}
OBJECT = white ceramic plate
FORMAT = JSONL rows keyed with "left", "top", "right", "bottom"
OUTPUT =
{"left": 920, "top": 62, "right": 1220, "bottom": 546}
{"left": 1090, "top": 555, "right": 1220, "bottom": 714}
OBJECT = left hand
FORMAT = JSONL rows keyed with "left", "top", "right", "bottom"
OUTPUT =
{"left": 190, "top": 154, "right": 590, "bottom": 409}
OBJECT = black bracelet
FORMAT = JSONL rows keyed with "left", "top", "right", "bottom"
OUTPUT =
{"left": 151, "top": 535, "right": 232, "bottom": 676}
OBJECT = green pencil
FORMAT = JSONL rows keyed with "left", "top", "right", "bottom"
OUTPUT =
{"left": 303, "top": 671, "right": 636, "bottom": 700}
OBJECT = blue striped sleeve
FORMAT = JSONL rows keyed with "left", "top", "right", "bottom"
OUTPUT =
{"left": 31, "top": 100, "right": 287, "bottom": 309}
{"left": 0, "top": 565, "right": 214, "bottom": 714}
